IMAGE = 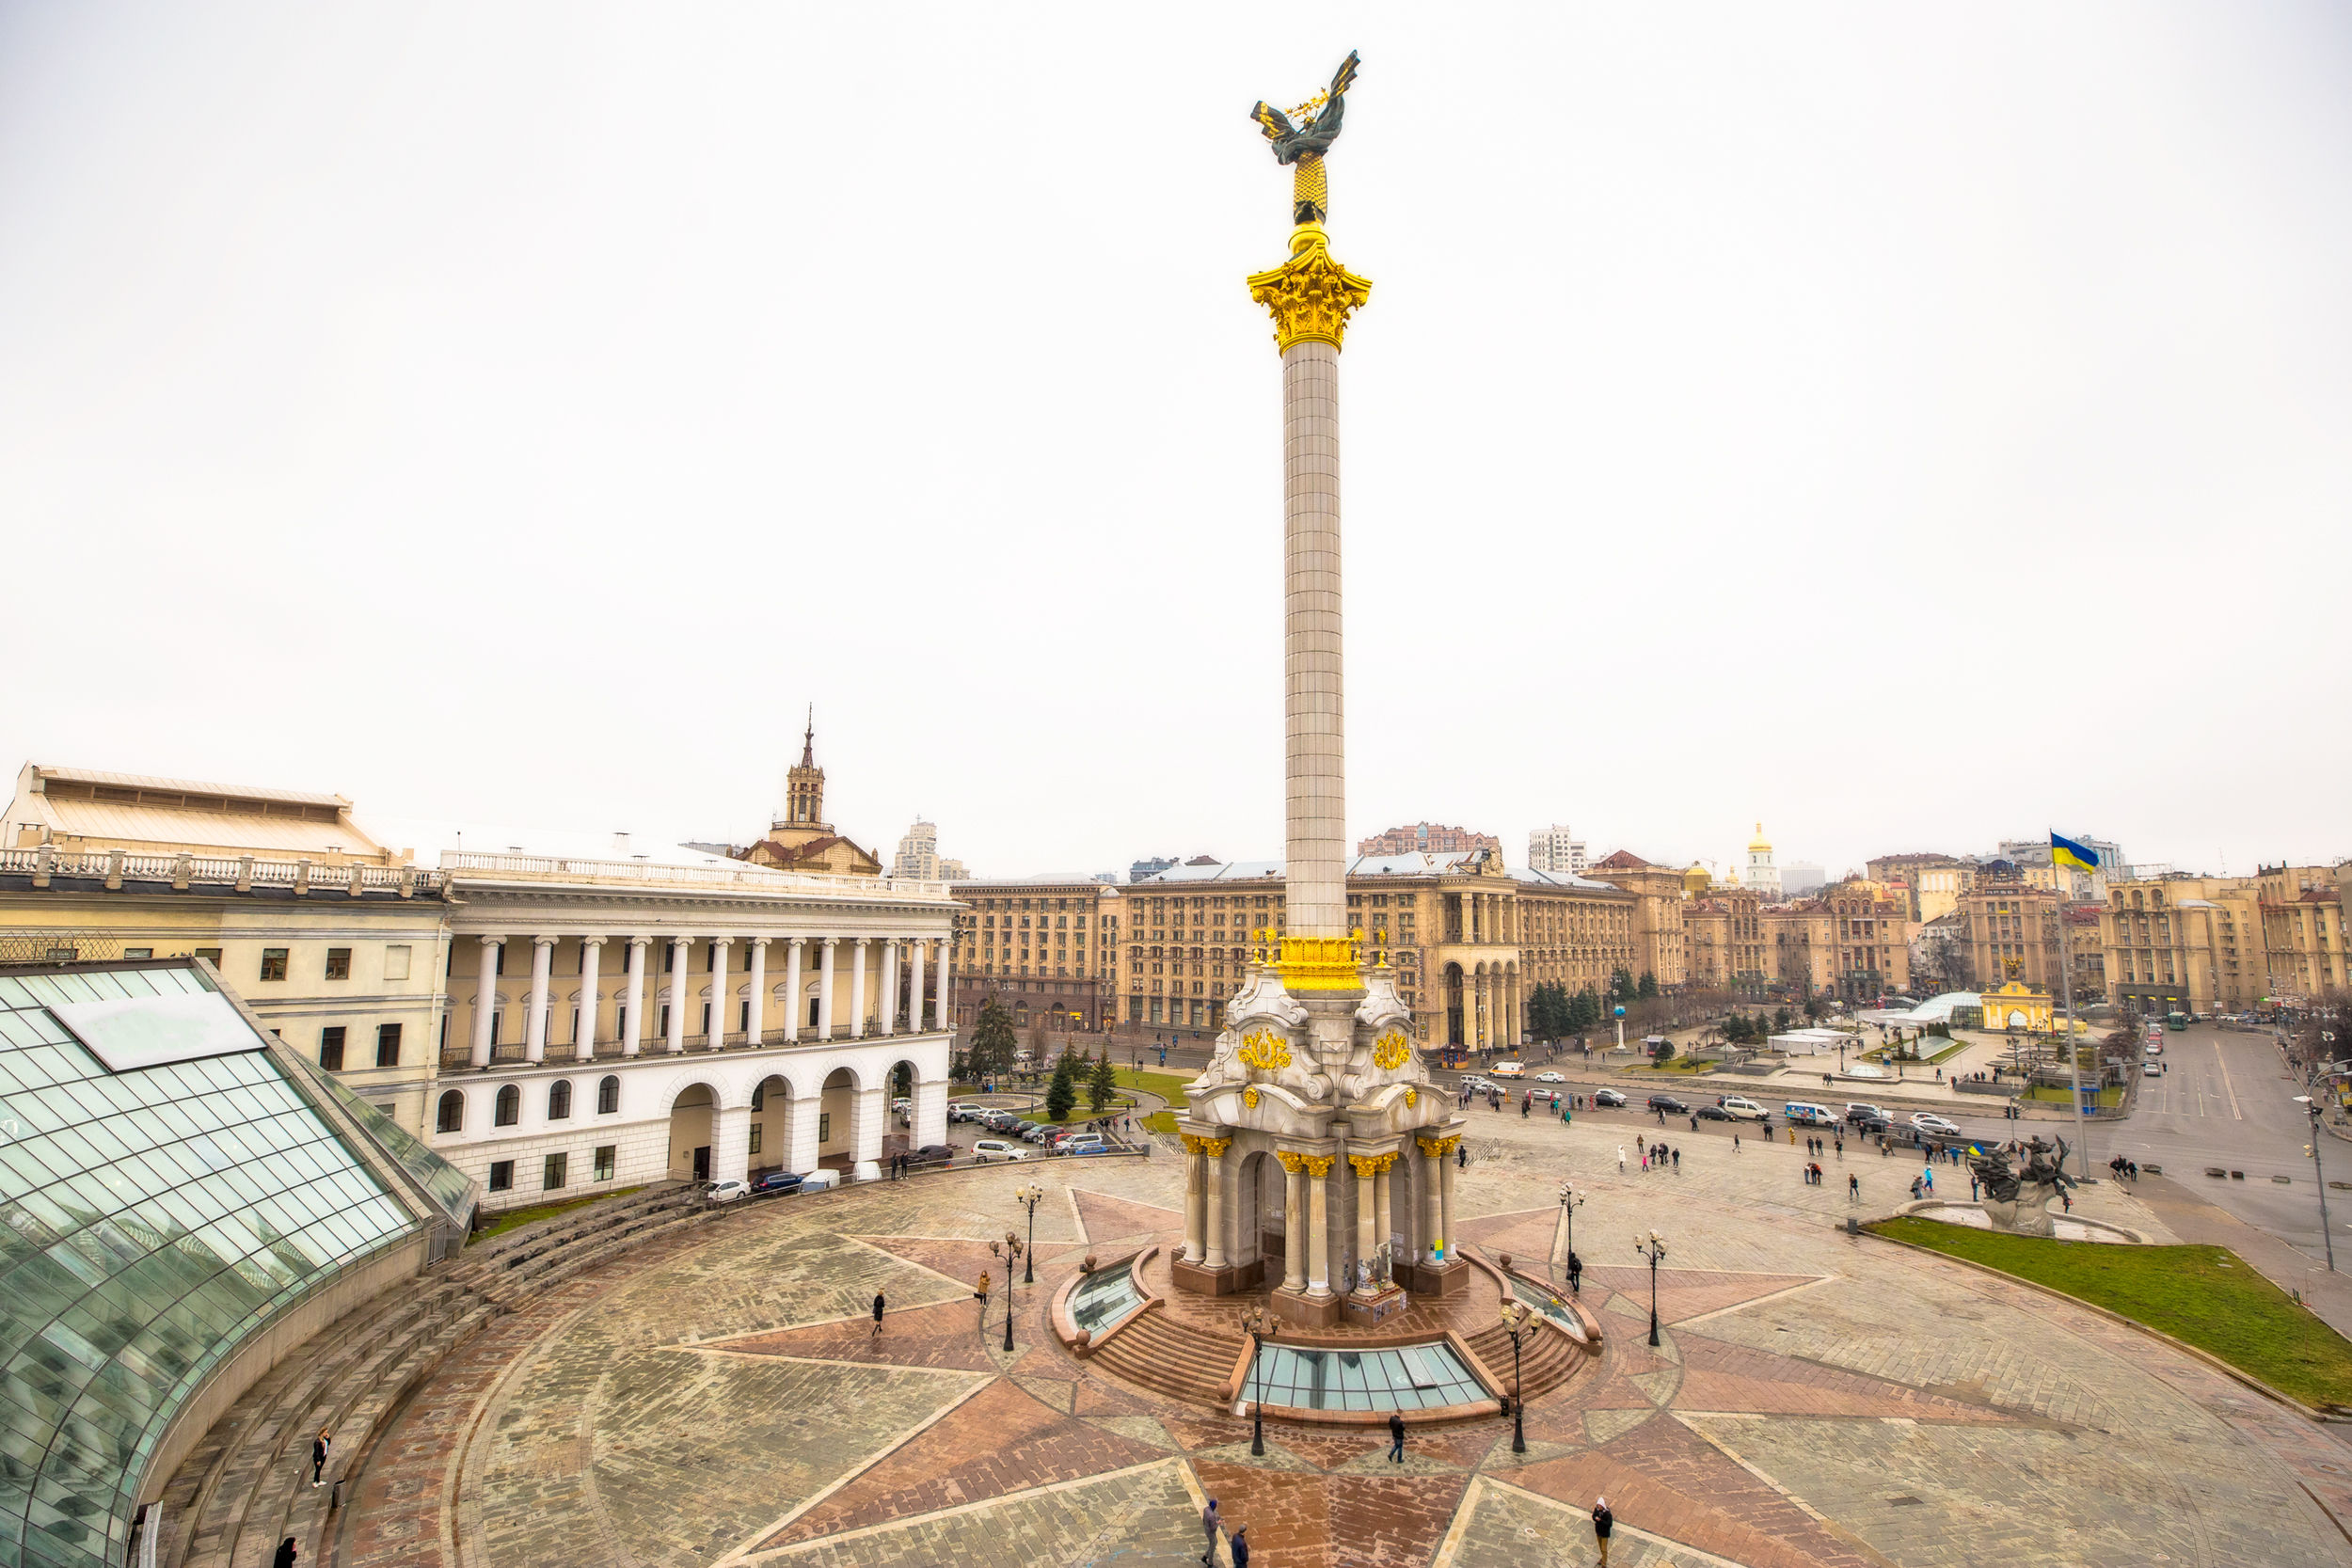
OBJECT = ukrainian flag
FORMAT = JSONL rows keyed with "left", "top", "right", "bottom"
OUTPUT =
{"left": 2051, "top": 832, "right": 2101, "bottom": 874}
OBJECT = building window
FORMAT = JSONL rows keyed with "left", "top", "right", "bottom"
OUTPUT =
{"left": 751, "top": 1082, "right": 765, "bottom": 1111}
{"left": 437, "top": 1090, "right": 464, "bottom": 1133}
{"left": 488, "top": 1160, "right": 514, "bottom": 1193}
{"left": 543, "top": 1153, "right": 567, "bottom": 1191}
{"left": 597, "top": 1075, "right": 620, "bottom": 1114}
{"left": 494, "top": 1085, "right": 520, "bottom": 1127}
{"left": 122, "top": 946, "right": 153, "bottom": 959}
{"left": 259, "top": 948, "right": 289, "bottom": 982}
{"left": 318, "top": 1026, "right": 346, "bottom": 1071}
{"left": 750, "top": 1125, "right": 763, "bottom": 1155}
{"left": 373, "top": 1022, "right": 403, "bottom": 1067}
{"left": 325, "top": 947, "right": 352, "bottom": 980}
{"left": 594, "top": 1145, "right": 616, "bottom": 1181}
{"left": 548, "top": 1080, "right": 572, "bottom": 1119}
{"left": 818, "top": 1112, "right": 832, "bottom": 1143}
{"left": 194, "top": 946, "right": 223, "bottom": 968}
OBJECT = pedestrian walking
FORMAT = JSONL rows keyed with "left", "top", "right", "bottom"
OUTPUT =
{"left": 1388, "top": 1410, "right": 1406, "bottom": 1463}
{"left": 1566, "top": 1250, "right": 1583, "bottom": 1295}
{"left": 1733, "top": 1132, "right": 1740, "bottom": 1153}
{"left": 1970, "top": 1176, "right": 1979, "bottom": 1201}
{"left": 1640, "top": 1148, "right": 1649, "bottom": 1172}
{"left": 1457, "top": 1143, "right": 1468, "bottom": 1171}
{"left": 1923, "top": 1166, "right": 1934, "bottom": 1195}
{"left": 1592, "top": 1496, "right": 1614, "bottom": 1567}
{"left": 871, "top": 1289, "right": 886, "bottom": 1340}
{"left": 1671, "top": 1148, "right": 1680, "bottom": 1171}
{"left": 1200, "top": 1498, "right": 1221, "bottom": 1565}
{"left": 2061, "top": 1190, "right": 2073, "bottom": 1213}
{"left": 310, "top": 1427, "right": 330, "bottom": 1488}
{"left": 1849, "top": 1173, "right": 1859, "bottom": 1202}
{"left": 1618, "top": 1146, "right": 1627, "bottom": 1173}
{"left": 273, "top": 1540, "right": 298, "bottom": 1568}
{"left": 1788, "top": 1128, "right": 1796, "bottom": 1145}
{"left": 975, "top": 1271, "right": 990, "bottom": 1329}
{"left": 1230, "top": 1526, "right": 1250, "bottom": 1568}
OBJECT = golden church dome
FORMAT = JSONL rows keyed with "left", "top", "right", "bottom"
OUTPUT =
{"left": 1682, "top": 862, "right": 1711, "bottom": 895}
{"left": 1747, "top": 821, "right": 1772, "bottom": 852}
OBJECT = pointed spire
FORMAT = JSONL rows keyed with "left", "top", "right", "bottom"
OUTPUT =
{"left": 802, "top": 704, "right": 816, "bottom": 767}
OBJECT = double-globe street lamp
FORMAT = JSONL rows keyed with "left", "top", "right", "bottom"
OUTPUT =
{"left": 1556, "top": 1181, "right": 1585, "bottom": 1291}
{"left": 989, "top": 1229, "right": 1025, "bottom": 1353}
{"left": 1498, "top": 1298, "right": 1535, "bottom": 1454}
{"left": 1632, "top": 1229, "right": 1668, "bottom": 1348}
{"left": 1013, "top": 1182, "right": 1046, "bottom": 1284}
{"left": 1237, "top": 1304, "right": 1278, "bottom": 1456}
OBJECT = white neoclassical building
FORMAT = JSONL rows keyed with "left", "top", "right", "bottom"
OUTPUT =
{"left": 421, "top": 849, "right": 960, "bottom": 1209}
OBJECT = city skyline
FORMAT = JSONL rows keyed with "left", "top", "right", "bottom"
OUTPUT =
{"left": 4, "top": 8, "right": 2347, "bottom": 887}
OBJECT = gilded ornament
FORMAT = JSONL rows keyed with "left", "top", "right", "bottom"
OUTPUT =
{"left": 1199, "top": 1136, "right": 1232, "bottom": 1159}
{"left": 1404, "top": 1087, "right": 1418, "bottom": 1109}
{"left": 1275, "top": 1150, "right": 1307, "bottom": 1174}
{"left": 1373, "top": 1030, "right": 1410, "bottom": 1071}
{"left": 1249, "top": 51, "right": 1359, "bottom": 226}
{"left": 1242, "top": 1085, "right": 1261, "bottom": 1109}
{"left": 1303, "top": 1155, "right": 1334, "bottom": 1179}
{"left": 1347, "top": 1152, "right": 1394, "bottom": 1179}
{"left": 1237, "top": 1029, "right": 1294, "bottom": 1072}
{"left": 1274, "top": 932, "right": 1364, "bottom": 991}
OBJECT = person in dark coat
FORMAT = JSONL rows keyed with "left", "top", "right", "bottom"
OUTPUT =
{"left": 1388, "top": 1409, "right": 1406, "bottom": 1463}
{"left": 310, "top": 1428, "right": 330, "bottom": 1487}
{"left": 1592, "top": 1496, "right": 1613, "bottom": 1566}
{"left": 1565, "top": 1250, "right": 1584, "bottom": 1295}
{"left": 272, "top": 1541, "right": 298, "bottom": 1568}
{"left": 870, "top": 1290, "right": 885, "bottom": 1340}
{"left": 1229, "top": 1526, "right": 1250, "bottom": 1566}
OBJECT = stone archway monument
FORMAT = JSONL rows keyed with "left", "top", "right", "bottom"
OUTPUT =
{"left": 1174, "top": 51, "right": 1466, "bottom": 1330}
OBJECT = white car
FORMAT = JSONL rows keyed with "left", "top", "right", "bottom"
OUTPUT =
{"left": 2142, "top": 1062, "right": 2162, "bottom": 1076}
{"left": 704, "top": 1179, "right": 748, "bottom": 1204}
{"left": 970, "top": 1138, "right": 1029, "bottom": 1163}
{"left": 1910, "top": 1112, "right": 1962, "bottom": 1138}
{"left": 1719, "top": 1096, "right": 1770, "bottom": 1121}
{"left": 1534, "top": 1070, "right": 1565, "bottom": 1084}
{"left": 799, "top": 1168, "right": 840, "bottom": 1192}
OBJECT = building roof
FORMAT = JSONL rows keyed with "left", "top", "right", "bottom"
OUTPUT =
{"left": 1128, "top": 854, "right": 1622, "bottom": 890}
{"left": 1590, "top": 849, "right": 1651, "bottom": 870}
{"left": 0, "top": 959, "right": 471, "bottom": 1568}
{"left": 8, "top": 762, "right": 394, "bottom": 862}
{"left": 1748, "top": 822, "right": 1772, "bottom": 852}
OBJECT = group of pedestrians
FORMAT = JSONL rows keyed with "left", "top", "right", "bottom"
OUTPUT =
{"left": 1617, "top": 1141, "right": 1679, "bottom": 1173}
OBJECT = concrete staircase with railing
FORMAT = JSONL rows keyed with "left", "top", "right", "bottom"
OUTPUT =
{"left": 1084, "top": 1308, "right": 1244, "bottom": 1407}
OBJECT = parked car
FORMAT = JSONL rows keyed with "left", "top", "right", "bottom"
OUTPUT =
{"left": 1056, "top": 1137, "right": 1109, "bottom": 1156}
{"left": 1910, "top": 1112, "right": 1962, "bottom": 1137}
{"left": 1018, "top": 1122, "right": 1054, "bottom": 1144}
{"left": 754, "top": 1170, "right": 804, "bottom": 1196}
{"left": 703, "top": 1179, "right": 748, "bottom": 1204}
{"left": 1783, "top": 1101, "right": 1836, "bottom": 1127}
{"left": 946, "top": 1101, "right": 980, "bottom": 1122}
{"left": 1849, "top": 1112, "right": 1891, "bottom": 1135}
{"left": 800, "top": 1167, "right": 841, "bottom": 1191}
{"left": 1718, "top": 1096, "right": 1769, "bottom": 1121}
{"left": 892, "top": 1097, "right": 912, "bottom": 1113}
{"left": 2143, "top": 1041, "right": 2163, "bottom": 1056}
{"left": 970, "top": 1138, "right": 1029, "bottom": 1163}
{"left": 1843, "top": 1103, "right": 1889, "bottom": 1127}
{"left": 2142, "top": 1061, "right": 2163, "bottom": 1077}
{"left": 1645, "top": 1094, "right": 1690, "bottom": 1115}
{"left": 1594, "top": 1088, "right": 1629, "bottom": 1108}
{"left": 1534, "top": 1070, "right": 1566, "bottom": 1084}
{"left": 906, "top": 1144, "right": 955, "bottom": 1168}
{"left": 1067, "top": 1141, "right": 1117, "bottom": 1155}
{"left": 1695, "top": 1104, "right": 1734, "bottom": 1122}
{"left": 984, "top": 1111, "right": 1024, "bottom": 1132}
{"left": 1459, "top": 1076, "right": 1491, "bottom": 1094}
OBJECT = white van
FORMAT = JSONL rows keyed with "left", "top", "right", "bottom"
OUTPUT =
{"left": 971, "top": 1138, "right": 1029, "bottom": 1163}
{"left": 1719, "top": 1096, "right": 1769, "bottom": 1121}
{"left": 1783, "top": 1101, "right": 1836, "bottom": 1127}
{"left": 1491, "top": 1061, "right": 1525, "bottom": 1079}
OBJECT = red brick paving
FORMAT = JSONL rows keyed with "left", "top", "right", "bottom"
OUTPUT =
{"left": 1072, "top": 1188, "right": 1184, "bottom": 1246}
{"left": 721, "top": 1297, "right": 1000, "bottom": 1370}
{"left": 759, "top": 1378, "right": 1165, "bottom": 1546}
{"left": 851, "top": 1234, "right": 1009, "bottom": 1292}
{"left": 1578, "top": 1265, "right": 1822, "bottom": 1323}
{"left": 1510, "top": 1411, "right": 1885, "bottom": 1568}
{"left": 1193, "top": 1462, "right": 1469, "bottom": 1566}
{"left": 1675, "top": 1331, "right": 2011, "bottom": 1421}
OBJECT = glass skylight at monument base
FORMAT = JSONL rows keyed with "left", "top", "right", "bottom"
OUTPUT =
{"left": 0, "top": 962, "right": 469, "bottom": 1568}
{"left": 1067, "top": 1261, "right": 1146, "bottom": 1339}
{"left": 1243, "top": 1340, "right": 1488, "bottom": 1414}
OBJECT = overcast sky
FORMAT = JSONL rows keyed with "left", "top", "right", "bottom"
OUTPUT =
{"left": 4, "top": 4, "right": 2347, "bottom": 882}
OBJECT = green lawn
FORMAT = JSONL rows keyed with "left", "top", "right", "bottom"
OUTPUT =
{"left": 469, "top": 1185, "right": 645, "bottom": 1245}
{"left": 1870, "top": 1216, "right": 2352, "bottom": 1409}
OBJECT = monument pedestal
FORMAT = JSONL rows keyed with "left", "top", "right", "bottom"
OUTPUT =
{"left": 1171, "top": 1258, "right": 1241, "bottom": 1296}
{"left": 1405, "top": 1259, "right": 1469, "bottom": 1297}
{"left": 1343, "top": 1286, "right": 1409, "bottom": 1327}
{"left": 1270, "top": 1285, "right": 1342, "bottom": 1329}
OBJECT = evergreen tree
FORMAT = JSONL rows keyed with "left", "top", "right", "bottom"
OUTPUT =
{"left": 1637, "top": 971, "right": 1660, "bottom": 1001}
{"left": 1609, "top": 966, "right": 1636, "bottom": 1003}
{"left": 1087, "top": 1048, "right": 1119, "bottom": 1114}
{"left": 967, "top": 999, "right": 1018, "bottom": 1084}
{"left": 1046, "top": 1050, "right": 1079, "bottom": 1120}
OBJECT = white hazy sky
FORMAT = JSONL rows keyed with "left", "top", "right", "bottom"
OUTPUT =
{"left": 4, "top": 5, "right": 2347, "bottom": 881}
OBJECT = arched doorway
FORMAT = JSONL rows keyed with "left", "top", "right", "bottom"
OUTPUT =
{"left": 668, "top": 1084, "right": 716, "bottom": 1182}
{"left": 1445, "top": 963, "right": 1465, "bottom": 1050}
{"left": 750, "top": 1073, "right": 792, "bottom": 1176}
{"left": 818, "top": 1067, "right": 857, "bottom": 1166}
{"left": 1234, "top": 1149, "right": 1276, "bottom": 1291}
{"left": 885, "top": 1059, "right": 919, "bottom": 1159}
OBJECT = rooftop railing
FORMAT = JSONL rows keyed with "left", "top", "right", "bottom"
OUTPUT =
{"left": 437, "top": 849, "right": 952, "bottom": 903}
{"left": 2, "top": 846, "right": 438, "bottom": 896}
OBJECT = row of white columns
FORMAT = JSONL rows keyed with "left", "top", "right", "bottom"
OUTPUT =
{"left": 1460, "top": 970, "right": 1522, "bottom": 1050}
{"left": 1182, "top": 1139, "right": 1459, "bottom": 1297}
{"left": 468, "top": 932, "right": 952, "bottom": 1069}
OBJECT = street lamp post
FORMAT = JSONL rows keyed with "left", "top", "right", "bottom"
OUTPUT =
{"left": 1633, "top": 1230, "right": 1667, "bottom": 1348}
{"left": 2295, "top": 1097, "right": 2337, "bottom": 1273}
{"left": 1556, "top": 1182, "right": 1584, "bottom": 1287}
{"left": 989, "top": 1231, "right": 1025, "bottom": 1352}
{"left": 1014, "top": 1182, "right": 1045, "bottom": 1284}
{"left": 1238, "top": 1304, "right": 1277, "bottom": 1456}
{"left": 1499, "top": 1299, "right": 1534, "bottom": 1454}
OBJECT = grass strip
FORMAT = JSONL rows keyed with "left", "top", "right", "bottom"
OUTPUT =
{"left": 469, "top": 1185, "right": 646, "bottom": 1244}
{"left": 1869, "top": 1215, "right": 2352, "bottom": 1409}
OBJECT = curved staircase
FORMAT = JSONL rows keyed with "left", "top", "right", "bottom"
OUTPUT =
{"left": 1085, "top": 1308, "right": 1244, "bottom": 1406}
{"left": 1463, "top": 1320, "right": 1582, "bottom": 1404}
{"left": 157, "top": 1182, "right": 709, "bottom": 1568}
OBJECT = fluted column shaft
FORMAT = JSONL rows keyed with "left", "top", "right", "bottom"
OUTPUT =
{"left": 665, "top": 938, "right": 691, "bottom": 1053}
{"left": 850, "top": 939, "right": 869, "bottom": 1038}
{"left": 817, "top": 940, "right": 836, "bottom": 1037}
{"left": 621, "top": 938, "right": 647, "bottom": 1057}
{"left": 470, "top": 937, "right": 502, "bottom": 1068}
{"left": 1281, "top": 1159, "right": 1307, "bottom": 1291}
{"left": 576, "top": 938, "right": 603, "bottom": 1062}
{"left": 784, "top": 939, "right": 804, "bottom": 1041}
{"left": 524, "top": 937, "right": 554, "bottom": 1063}
{"left": 745, "top": 939, "right": 768, "bottom": 1044}
{"left": 1308, "top": 1164, "right": 1331, "bottom": 1296}
{"left": 708, "top": 938, "right": 731, "bottom": 1045}
{"left": 906, "top": 940, "right": 926, "bottom": 1036}
{"left": 1281, "top": 338, "right": 1347, "bottom": 939}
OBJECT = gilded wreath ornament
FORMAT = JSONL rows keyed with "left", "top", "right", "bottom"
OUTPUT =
{"left": 1372, "top": 1030, "right": 1410, "bottom": 1071}
{"left": 1237, "top": 1029, "right": 1294, "bottom": 1072}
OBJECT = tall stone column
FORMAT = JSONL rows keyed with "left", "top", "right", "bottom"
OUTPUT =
{"left": 1374, "top": 1156, "right": 1393, "bottom": 1268}
{"left": 879, "top": 940, "right": 898, "bottom": 1036}
{"left": 850, "top": 939, "right": 869, "bottom": 1038}
{"left": 1349, "top": 1154, "right": 1380, "bottom": 1293}
{"left": 905, "top": 940, "right": 925, "bottom": 1037}
{"left": 745, "top": 938, "right": 768, "bottom": 1045}
{"left": 817, "top": 939, "right": 837, "bottom": 1037}
{"left": 935, "top": 936, "right": 953, "bottom": 1033}
{"left": 1184, "top": 1137, "right": 1210, "bottom": 1263}
{"left": 784, "top": 938, "right": 804, "bottom": 1041}
{"left": 665, "top": 939, "right": 691, "bottom": 1053}
{"left": 712, "top": 1104, "right": 752, "bottom": 1186}
{"left": 1306, "top": 1156, "right": 1333, "bottom": 1296}
{"left": 470, "top": 936, "right": 502, "bottom": 1068}
{"left": 1278, "top": 1152, "right": 1307, "bottom": 1291}
{"left": 1280, "top": 336, "right": 1347, "bottom": 943}
{"left": 524, "top": 936, "right": 554, "bottom": 1063}
{"left": 621, "top": 938, "right": 647, "bottom": 1057}
{"left": 1203, "top": 1138, "right": 1231, "bottom": 1268}
{"left": 708, "top": 938, "right": 731, "bottom": 1046}
{"left": 576, "top": 938, "right": 603, "bottom": 1061}
{"left": 1438, "top": 1137, "right": 1458, "bottom": 1254}
{"left": 1422, "top": 1141, "right": 1444, "bottom": 1260}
